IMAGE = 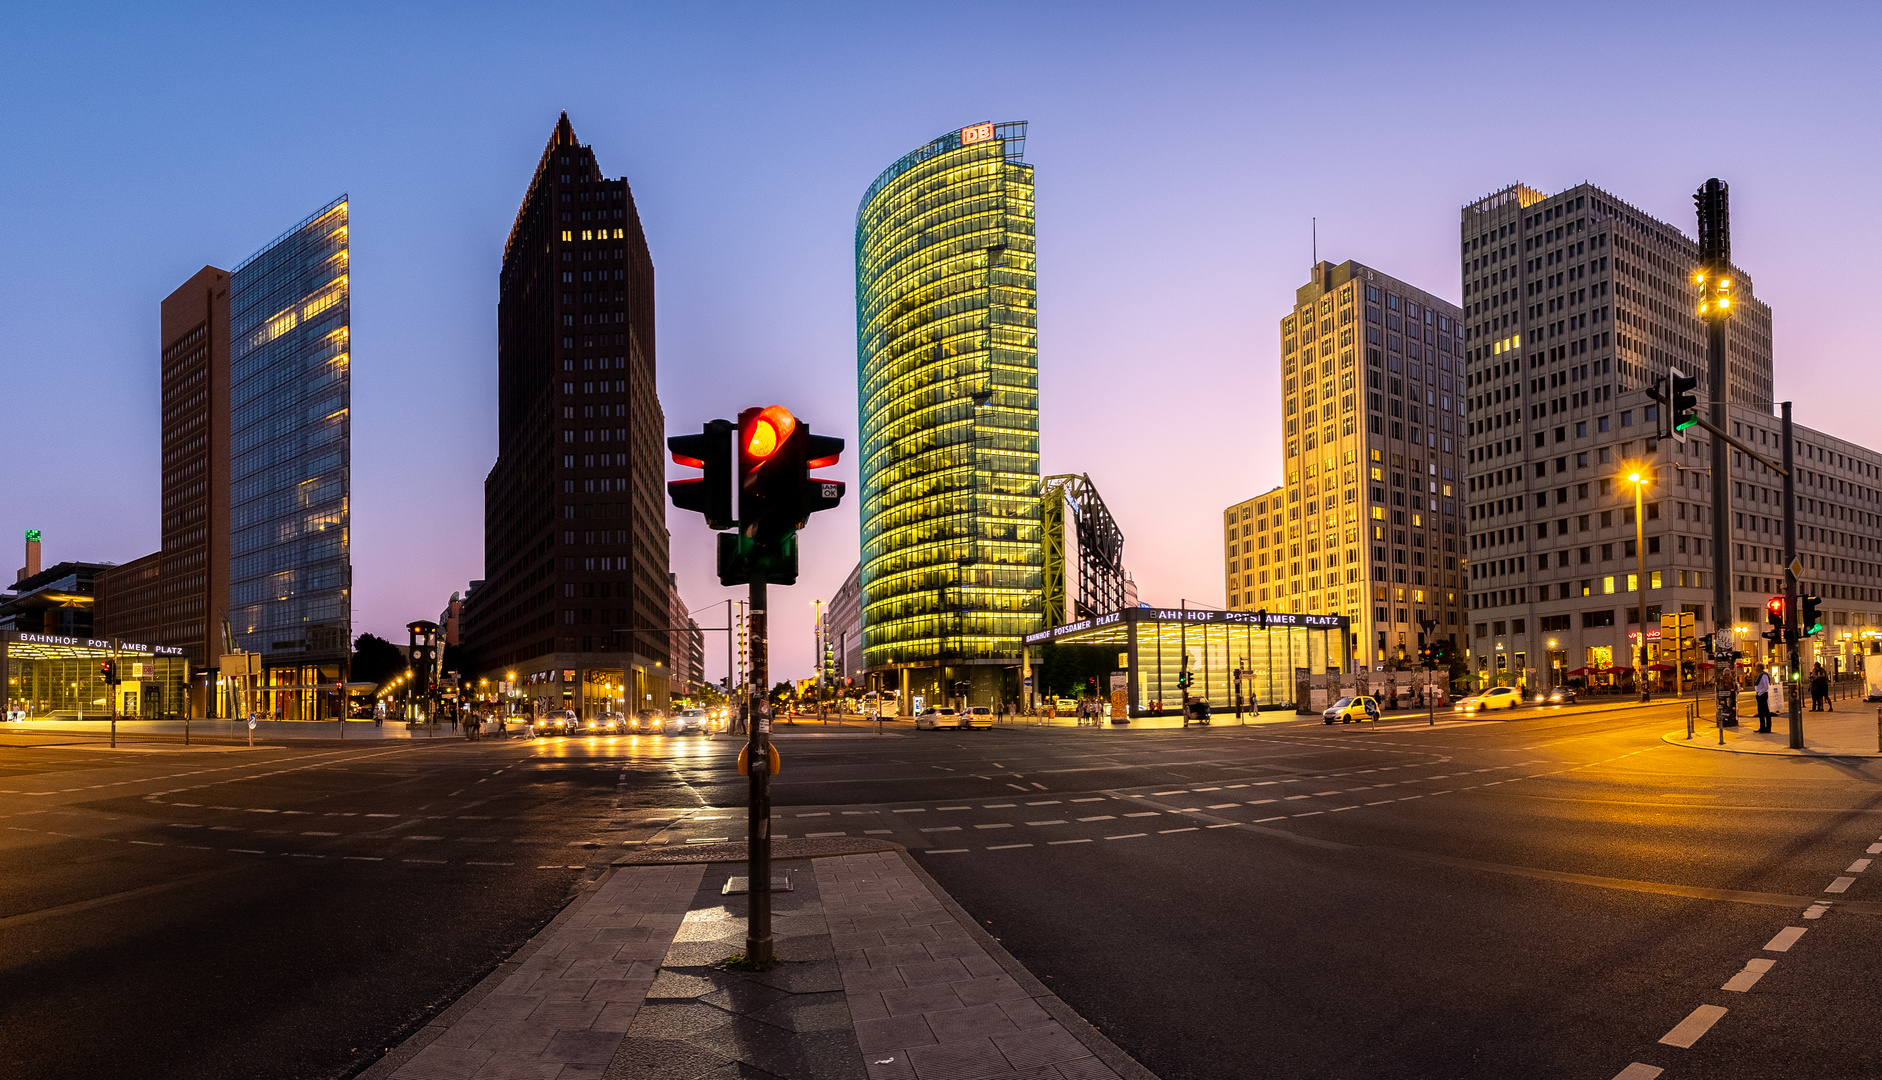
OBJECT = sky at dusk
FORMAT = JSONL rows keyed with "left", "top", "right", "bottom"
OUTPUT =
{"left": 4, "top": 2, "right": 1880, "bottom": 684}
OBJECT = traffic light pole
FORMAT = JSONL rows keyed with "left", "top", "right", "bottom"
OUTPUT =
{"left": 746, "top": 577, "right": 774, "bottom": 966}
{"left": 1782, "top": 401, "right": 1803, "bottom": 749}
{"left": 1699, "top": 180, "right": 1737, "bottom": 729}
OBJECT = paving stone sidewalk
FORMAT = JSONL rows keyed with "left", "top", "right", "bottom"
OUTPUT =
{"left": 364, "top": 849, "right": 1155, "bottom": 1080}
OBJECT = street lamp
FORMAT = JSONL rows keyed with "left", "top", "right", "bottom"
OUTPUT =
{"left": 1625, "top": 464, "right": 1652, "bottom": 703}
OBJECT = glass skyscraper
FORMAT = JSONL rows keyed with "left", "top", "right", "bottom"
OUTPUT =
{"left": 226, "top": 197, "right": 351, "bottom": 715}
{"left": 855, "top": 122, "right": 1041, "bottom": 707}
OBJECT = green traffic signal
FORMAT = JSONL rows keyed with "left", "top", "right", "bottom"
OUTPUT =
{"left": 1801, "top": 594, "right": 1824, "bottom": 637}
{"left": 1669, "top": 369, "right": 1700, "bottom": 437}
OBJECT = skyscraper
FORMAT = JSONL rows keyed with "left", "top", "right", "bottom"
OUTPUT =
{"left": 461, "top": 114, "right": 669, "bottom": 716}
{"left": 157, "top": 266, "right": 231, "bottom": 681}
{"left": 1457, "top": 183, "right": 1777, "bottom": 689}
{"left": 855, "top": 121, "right": 1041, "bottom": 710}
{"left": 226, "top": 197, "right": 352, "bottom": 716}
{"left": 1261, "top": 261, "right": 1467, "bottom": 668}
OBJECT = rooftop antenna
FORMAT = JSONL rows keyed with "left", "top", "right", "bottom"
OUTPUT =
{"left": 1312, "top": 217, "right": 1317, "bottom": 272}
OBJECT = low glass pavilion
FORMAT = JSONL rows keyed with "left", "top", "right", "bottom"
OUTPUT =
{"left": 4, "top": 631, "right": 191, "bottom": 719}
{"left": 1023, "top": 606, "right": 1351, "bottom": 717}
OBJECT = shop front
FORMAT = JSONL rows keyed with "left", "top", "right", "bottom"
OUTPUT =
{"left": 3, "top": 631, "right": 190, "bottom": 720}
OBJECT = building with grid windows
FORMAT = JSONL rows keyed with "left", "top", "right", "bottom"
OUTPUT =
{"left": 1272, "top": 261, "right": 1467, "bottom": 670}
{"left": 1223, "top": 486, "right": 1283, "bottom": 610}
{"left": 225, "top": 197, "right": 353, "bottom": 717}
{"left": 1456, "top": 182, "right": 1783, "bottom": 689}
{"left": 461, "top": 114, "right": 670, "bottom": 717}
{"left": 855, "top": 121, "right": 1041, "bottom": 711}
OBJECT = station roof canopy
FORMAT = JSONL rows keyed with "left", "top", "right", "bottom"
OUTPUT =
{"left": 3, "top": 631, "right": 188, "bottom": 660}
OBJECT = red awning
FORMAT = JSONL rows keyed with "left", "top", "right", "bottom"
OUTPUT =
{"left": 1648, "top": 663, "right": 1677, "bottom": 672}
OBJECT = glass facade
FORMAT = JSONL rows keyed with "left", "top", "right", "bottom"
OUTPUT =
{"left": 856, "top": 122, "right": 1041, "bottom": 671}
{"left": 226, "top": 197, "right": 351, "bottom": 699}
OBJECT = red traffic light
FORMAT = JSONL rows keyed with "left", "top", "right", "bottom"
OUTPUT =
{"left": 743, "top": 406, "right": 797, "bottom": 461}
{"left": 1766, "top": 596, "right": 1785, "bottom": 625}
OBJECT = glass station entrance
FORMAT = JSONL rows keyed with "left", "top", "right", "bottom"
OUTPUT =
{"left": 3, "top": 631, "right": 191, "bottom": 720}
{"left": 1023, "top": 607, "right": 1351, "bottom": 717}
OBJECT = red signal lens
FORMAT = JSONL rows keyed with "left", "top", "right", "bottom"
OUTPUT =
{"left": 806, "top": 454, "right": 840, "bottom": 469}
{"left": 745, "top": 406, "right": 796, "bottom": 459}
{"left": 671, "top": 453, "right": 705, "bottom": 468}
{"left": 1767, "top": 597, "right": 1784, "bottom": 615}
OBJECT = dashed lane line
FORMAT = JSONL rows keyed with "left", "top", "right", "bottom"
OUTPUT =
{"left": 1657, "top": 1004, "right": 1727, "bottom": 1048}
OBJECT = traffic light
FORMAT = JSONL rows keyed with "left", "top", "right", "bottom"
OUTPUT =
{"left": 1763, "top": 597, "right": 1785, "bottom": 646}
{"left": 668, "top": 418, "right": 734, "bottom": 530}
{"left": 1668, "top": 368, "right": 1700, "bottom": 440}
{"left": 1176, "top": 670, "right": 1192, "bottom": 691}
{"left": 99, "top": 660, "right": 117, "bottom": 684}
{"left": 1801, "top": 594, "right": 1824, "bottom": 637}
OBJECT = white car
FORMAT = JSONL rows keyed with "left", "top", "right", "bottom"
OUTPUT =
{"left": 1459, "top": 686, "right": 1524, "bottom": 712}
{"left": 669, "top": 708, "right": 710, "bottom": 735}
{"left": 915, "top": 708, "right": 965, "bottom": 730}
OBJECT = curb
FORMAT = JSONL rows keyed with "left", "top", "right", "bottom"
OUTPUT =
{"left": 1660, "top": 729, "right": 1882, "bottom": 759}
{"left": 351, "top": 867, "right": 614, "bottom": 1080}
{"left": 613, "top": 835, "right": 901, "bottom": 864}
{"left": 892, "top": 848, "right": 1161, "bottom": 1080}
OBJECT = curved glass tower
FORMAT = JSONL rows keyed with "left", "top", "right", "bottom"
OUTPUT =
{"left": 856, "top": 122, "right": 1041, "bottom": 702}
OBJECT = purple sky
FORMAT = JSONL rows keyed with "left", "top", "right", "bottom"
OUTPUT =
{"left": 4, "top": 3, "right": 1879, "bottom": 684}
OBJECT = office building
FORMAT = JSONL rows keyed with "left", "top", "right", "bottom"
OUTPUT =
{"left": 225, "top": 197, "right": 352, "bottom": 718}
{"left": 158, "top": 266, "right": 232, "bottom": 682}
{"left": 828, "top": 563, "right": 864, "bottom": 684}
{"left": 1223, "top": 485, "right": 1284, "bottom": 609}
{"left": 1457, "top": 182, "right": 1787, "bottom": 687}
{"left": 855, "top": 121, "right": 1042, "bottom": 710}
{"left": 461, "top": 113, "right": 669, "bottom": 717}
{"left": 1270, "top": 261, "right": 1467, "bottom": 669}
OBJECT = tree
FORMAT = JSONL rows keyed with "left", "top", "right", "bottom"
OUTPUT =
{"left": 350, "top": 633, "right": 406, "bottom": 686}
{"left": 1036, "top": 643, "right": 1118, "bottom": 699}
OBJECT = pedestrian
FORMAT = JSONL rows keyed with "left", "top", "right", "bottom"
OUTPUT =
{"left": 1754, "top": 668, "right": 1773, "bottom": 732}
{"left": 1810, "top": 663, "right": 1827, "bottom": 711}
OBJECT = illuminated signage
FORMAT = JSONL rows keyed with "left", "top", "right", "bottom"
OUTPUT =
{"left": 7, "top": 632, "right": 185, "bottom": 656}
{"left": 961, "top": 122, "right": 995, "bottom": 145}
{"left": 25, "top": 529, "right": 40, "bottom": 542}
{"left": 1024, "top": 606, "right": 1349, "bottom": 644}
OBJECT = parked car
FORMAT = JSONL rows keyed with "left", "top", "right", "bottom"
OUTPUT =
{"left": 915, "top": 707, "right": 965, "bottom": 730}
{"left": 538, "top": 710, "right": 581, "bottom": 735}
{"left": 1323, "top": 695, "right": 1382, "bottom": 724}
{"left": 670, "top": 708, "right": 710, "bottom": 735}
{"left": 1459, "top": 686, "right": 1525, "bottom": 712}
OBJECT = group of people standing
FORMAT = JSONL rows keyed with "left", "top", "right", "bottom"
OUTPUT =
{"left": 1752, "top": 663, "right": 1840, "bottom": 732}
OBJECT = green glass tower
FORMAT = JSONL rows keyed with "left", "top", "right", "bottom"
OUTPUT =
{"left": 856, "top": 121, "right": 1041, "bottom": 707}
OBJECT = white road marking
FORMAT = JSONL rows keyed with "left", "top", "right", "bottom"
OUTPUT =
{"left": 919, "top": 826, "right": 961, "bottom": 833}
{"left": 1025, "top": 820, "right": 1067, "bottom": 827}
{"left": 1764, "top": 927, "right": 1807, "bottom": 952}
{"left": 892, "top": 808, "right": 924, "bottom": 813}
{"left": 797, "top": 812, "right": 829, "bottom": 817}
{"left": 1254, "top": 816, "right": 1285, "bottom": 823}
{"left": 1207, "top": 803, "right": 1239, "bottom": 810}
{"left": 1206, "top": 823, "right": 1236, "bottom": 828}
{"left": 1157, "top": 828, "right": 1198, "bottom": 834}
{"left": 1248, "top": 799, "right": 1277, "bottom": 806}
{"left": 1105, "top": 833, "right": 1146, "bottom": 840}
{"left": 973, "top": 823, "right": 1012, "bottom": 830}
{"left": 1848, "top": 858, "right": 1872, "bottom": 873}
{"left": 986, "top": 843, "right": 1032, "bottom": 850}
{"left": 1026, "top": 800, "right": 1061, "bottom": 806}
{"left": 1804, "top": 903, "right": 1830, "bottom": 919}
{"left": 923, "top": 848, "right": 969, "bottom": 854}
{"left": 1048, "top": 839, "right": 1093, "bottom": 845}
{"left": 1070, "top": 797, "right": 1105, "bottom": 803}
{"left": 1610, "top": 1064, "right": 1662, "bottom": 1079}
{"left": 1153, "top": 791, "right": 1188, "bottom": 796}
{"left": 983, "top": 803, "right": 1016, "bottom": 809}
{"left": 1826, "top": 876, "right": 1856, "bottom": 893}
{"left": 806, "top": 832, "right": 845, "bottom": 838}
{"left": 1366, "top": 800, "right": 1395, "bottom": 806}
{"left": 1123, "top": 812, "right": 1160, "bottom": 818}
{"left": 1658, "top": 1004, "right": 1727, "bottom": 1048}
{"left": 1867, "top": 843, "right": 1882, "bottom": 854}
{"left": 1329, "top": 806, "right": 1359, "bottom": 813}
{"left": 343, "top": 856, "right": 383, "bottom": 862}
{"left": 938, "top": 806, "right": 970, "bottom": 811}
{"left": 1721, "top": 957, "right": 1775, "bottom": 992}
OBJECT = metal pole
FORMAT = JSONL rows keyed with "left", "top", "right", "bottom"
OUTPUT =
{"left": 1635, "top": 477, "right": 1650, "bottom": 703}
{"left": 1782, "top": 401, "right": 1803, "bottom": 749}
{"left": 1699, "top": 178, "right": 1736, "bottom": 728}
{"left": 746, "top": 577, "right": 773, "bottom": 965}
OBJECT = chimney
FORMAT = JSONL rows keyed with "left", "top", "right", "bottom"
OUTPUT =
{"left": 19, "top": 529, "right": 41, "bottom": 583}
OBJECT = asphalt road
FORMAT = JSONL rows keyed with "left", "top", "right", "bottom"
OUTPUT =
{"left": 5, "top": 701, "right": 1878, "bottom": 1079}
{"left": 621, "top": 704, "right": 1882, "bottom": 1080}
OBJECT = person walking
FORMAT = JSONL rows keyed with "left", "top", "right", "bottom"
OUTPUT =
{"left": 1754, "top": 668, "right": 1773, "bottom": 732}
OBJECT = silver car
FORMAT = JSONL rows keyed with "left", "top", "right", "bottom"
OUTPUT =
{"left": 669, "top": 708, "right": 710, "bottom": 735}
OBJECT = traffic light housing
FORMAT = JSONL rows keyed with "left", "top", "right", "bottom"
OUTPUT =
{"left": 99, "top": 660, "right": 118, "bottom": 685}
{"left": 668, "top": 419, "right": 734, "bottom": 530}
{"left": 1801, "top": 594, "right": 1824, "bottom": 637}
{"left": 1176, "top": 670, "right": 1192, "bottom": 691}
{"left": 1668, "top": 368, "right": 1700, "bottom": 440}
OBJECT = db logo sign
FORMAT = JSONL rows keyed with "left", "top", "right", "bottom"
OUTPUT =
{"left": 961, "top": 122, "right": 995, "bottom": 145}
